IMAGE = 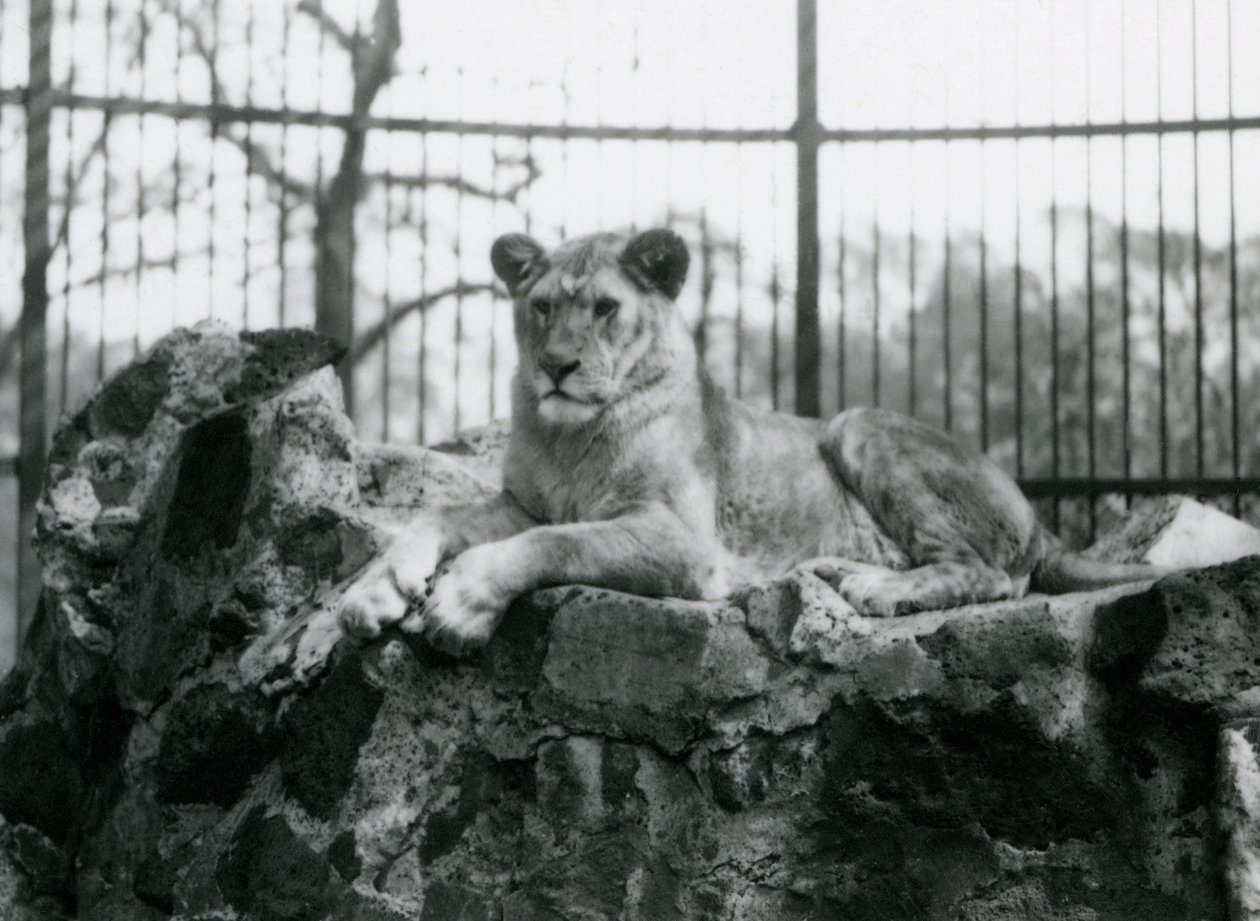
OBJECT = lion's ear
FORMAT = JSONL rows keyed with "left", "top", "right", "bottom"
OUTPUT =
{"left": 491, "top": 233, "right": 545, "bottom": 295}
{"left": 621, "top": 229, "right": 689, "bottom": 300}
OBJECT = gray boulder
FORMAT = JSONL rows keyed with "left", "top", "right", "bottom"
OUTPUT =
{"left": 2, "top": 322, "right": 1259, "bottom": 920}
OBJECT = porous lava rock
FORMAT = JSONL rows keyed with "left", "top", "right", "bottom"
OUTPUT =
{"left": 2, "top": 323, "right": 1260, "bottom": 920}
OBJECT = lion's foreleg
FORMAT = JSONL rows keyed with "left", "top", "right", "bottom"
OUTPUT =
{"left": 419, "top": 503, "right": 705, "bottom": 654}
{"left": 338, "top": 492, "right": 537, "bottom": 639}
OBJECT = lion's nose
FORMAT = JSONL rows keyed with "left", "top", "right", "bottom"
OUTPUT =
{"left": 540, "top": 355, "right": 581, "bottom": 385}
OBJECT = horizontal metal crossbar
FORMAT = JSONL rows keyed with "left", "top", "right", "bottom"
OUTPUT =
{"left": 1019, "top": 478, "right": 1260, "bottom": 500}
{"left": 3, "top": 86, "right": 1260, "bottom": 143}
{"left": 0, "top": 455, "right": 1251, "bottom": 503}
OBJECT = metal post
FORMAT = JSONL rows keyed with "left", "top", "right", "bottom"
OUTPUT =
{"left": 794, "top": 0, "right": 820, "bottom": 418}
{"left": 19, "top": 0, "right": 52, "bottom": 640}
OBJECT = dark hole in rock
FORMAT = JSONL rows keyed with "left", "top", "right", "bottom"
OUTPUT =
{"left": 46, "top": 409, "right": 93, "bottom": 485}
{"left": 225, "top": 329, "right": 346, "bottom": 403}
{"left": 89, "top": 349, "right": 173, "bottom": 437}
{"left": 156, "top": 683, "right": 275, "bottom": 807}
{"left": 0, "top": 721, "right": 83, "bottom": 845}
{"left": 133, "top": 848, "right": 178, "bottom": 915}
{"left": 161, "top": 413, "right": 252, "bottom": 561}
{"left": 216, "top": 806, "right": 333, "bottom": 921}
{"left": 327, "top": 830, "right": 360, "bottom": 882}
{"left": 278, "top": 655, "right": 385, "bottom": 819}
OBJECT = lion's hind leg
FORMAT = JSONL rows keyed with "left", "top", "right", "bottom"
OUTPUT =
{"left": 808, "top": 557, "right": 1015, "bottom": 617}
{"left": 816, "top": 407, "right": 1040, "bottom": 617}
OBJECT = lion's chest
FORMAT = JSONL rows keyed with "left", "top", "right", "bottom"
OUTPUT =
{"left": 529, "top": 464, "right": 613, "bottom": 523}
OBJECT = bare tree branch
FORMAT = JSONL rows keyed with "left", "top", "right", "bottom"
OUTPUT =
{"left": 316, "top": 0, "right": 402, "bottom": 407}
{"left": 367, "top": 151, "right": 541, "bottom": 203}
{"left": 157, "top": 0, "right": 311, "bottom": 202}
{"left": 352, "top": 0, "right": 402, "bottom": 113}
{"left": 217, "top": 129, "right": 312, "bottom": 199}
{"left": 65, "top": 248, "right": 212, "bottom": 292}
{"left": 51, "top": 127, "right": 111, "bottom": 255}
{"left": 348, "top": 282, "right": 499, "bottom": 366}
{"left": 295, "top": 0, "right": 361, "bottom": 55}
{"left": 365, "top": 172, "right": 517, "bottom": 202}
{"left": 48, "top": 15, "right": 155, "bottom": 258}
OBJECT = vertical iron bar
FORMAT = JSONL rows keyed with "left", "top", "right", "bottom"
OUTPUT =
{"left": 1048, "top": 6, "right": 1060, "bottom": 532}
{"left": 1227, "top": 0, "right": 1240, "bottom": 515}
{"left": 277, "top": 0, "right": 290, "bottom": 326}
{"left": 734, "top": 146, "right": 745, "bottom": 399}
{"left": 59, "top": 0, "right": 77, "bottom": 413}
{"left": 453, "top": 69, "right": 465, "bottom": 434}
{"left": 629, "top": 19, "right": 639, "bottom": 231}
{"left": 871, "top": 208, "right": 880, "bottom": 407}
{"left": 1050, "top": 141, "right": 1061, "bottom": 532}
{"left": 794, "top": 0, "right": 820, "bottom": 417}
{"left": 242, "top": 0, "right": 255, "bottom": 328}
{"left": 417, "top": 131, "right": 428, "bottom": 444}
{"left": 1085, "top": 150, "right": 1096, "bottom": 536}
{"left": 171, "top": 0, "right": 183, "bottom": 328}
{"left": 698, "top": 209, "right": 711, "bottom": 363}
{"left": 1120, "top": 0, "right": 1132, "bottom": 503}
{"left": 1156, "top": 1, "right": 1168, "bottom": 480}
{"left": 1014, "top": 140, "right": 1024, "bottom": 480}
{"left": 770, "top": 265, "right": 781, "bottom": 412}
{"left": 1191, "top": 0, "right": 1204, "bottom": 478}
{"left": 837, "top": 210, "right": 846, "bottom": 409}
{"left": 907, "top": 204, "right": 916, "bottom": 418}
{"left": 1013, "top": 7, "right": 1025, "bottom": 481}
{"left": 942, "top": 143, "right": 952, "bottom": 432}
{"left": 1085, "top": 12, "right": 1097, "bottom": 538}
{"left": 20, "top": 0, "right": 53, "bottom": 640}
{"left": 99, "top": 0, "right": 114, "bottom": 375}
{"left": 770, "top": 146, "right": 781, "bottom": 409}
{"left": 488, "top": 128, "right": 498, "bottom": 423}
{"left": 135, "top": 0, "right": 148, "bottom": 354}
{"left": 734, "top": 233, "right": 745, "bottom": 399}
{"left": 978, "top": 140, "right": 988, "bottom": 451}
{"left": 314, "top": 0, "right": 326, "bottom": 337}
{"left": 207, "top": 0, "right": 219, "bottom": 318}
{"left": 382, "top": 151, "right": 392, "bottom": 441}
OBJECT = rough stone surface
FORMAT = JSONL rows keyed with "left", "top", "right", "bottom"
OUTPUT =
{"left": 2, "top": 323, "right": 1260, "bottom": 920}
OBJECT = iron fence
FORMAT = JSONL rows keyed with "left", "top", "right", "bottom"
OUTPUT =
{"left": 1, "top": 0, "right": 1259, "bottom": 667}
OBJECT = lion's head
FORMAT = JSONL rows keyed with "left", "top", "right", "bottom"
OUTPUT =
{"left": 490, "top": 229, "right": 692, "bottom": 426}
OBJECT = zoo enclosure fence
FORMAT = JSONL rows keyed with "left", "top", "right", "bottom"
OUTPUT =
{"left": 1, "top": 0, "right": 1259, "bottom": 662}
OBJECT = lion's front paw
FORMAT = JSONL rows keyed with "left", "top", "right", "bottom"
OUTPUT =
{"left": 407, "top": 548, "right": 512, "bottom": 656}
{"left": 338, "top": 526, "right": 443, "bottom": 640}
{"left": 338, "top": 563, "right": 413, "bottom": 639}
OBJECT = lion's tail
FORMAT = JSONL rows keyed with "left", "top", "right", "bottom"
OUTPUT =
{"left": 1030, "top": 529, "right": 1170, "bottom": 594}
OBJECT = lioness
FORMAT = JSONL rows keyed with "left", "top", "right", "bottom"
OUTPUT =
{"left": 339, "top": 228, "right": 1159, "bottom": 655}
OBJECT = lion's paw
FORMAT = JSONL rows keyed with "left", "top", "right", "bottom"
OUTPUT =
{"left": 407, "top": 547, "right": 511, "bottom": 656}
{"left": 838, "top": 571, "right": 905, "bottom": 618}
{"left": 337, "top": 525, "right": 443, "bottom": 640}
{"left": 798, "top": 556, "right": 887, "bottom": 590}
{"left": 338, "top": 564, "right": 413, "bottom": 638}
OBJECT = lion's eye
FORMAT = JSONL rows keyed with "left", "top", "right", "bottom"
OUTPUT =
{"left": 532, "top": 299, "right": 551, "bottom": 318}
{"left": 593, "top": 297, "right": 619, "bottom": 318}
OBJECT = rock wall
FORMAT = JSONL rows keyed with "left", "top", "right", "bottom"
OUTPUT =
{"left": 2, "top": 323, "right": 1260, "bottom": 920}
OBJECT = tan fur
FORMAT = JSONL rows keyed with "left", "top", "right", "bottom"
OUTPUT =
{"left": 339, "top": 229, "right": 1160, "bottom": 654}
